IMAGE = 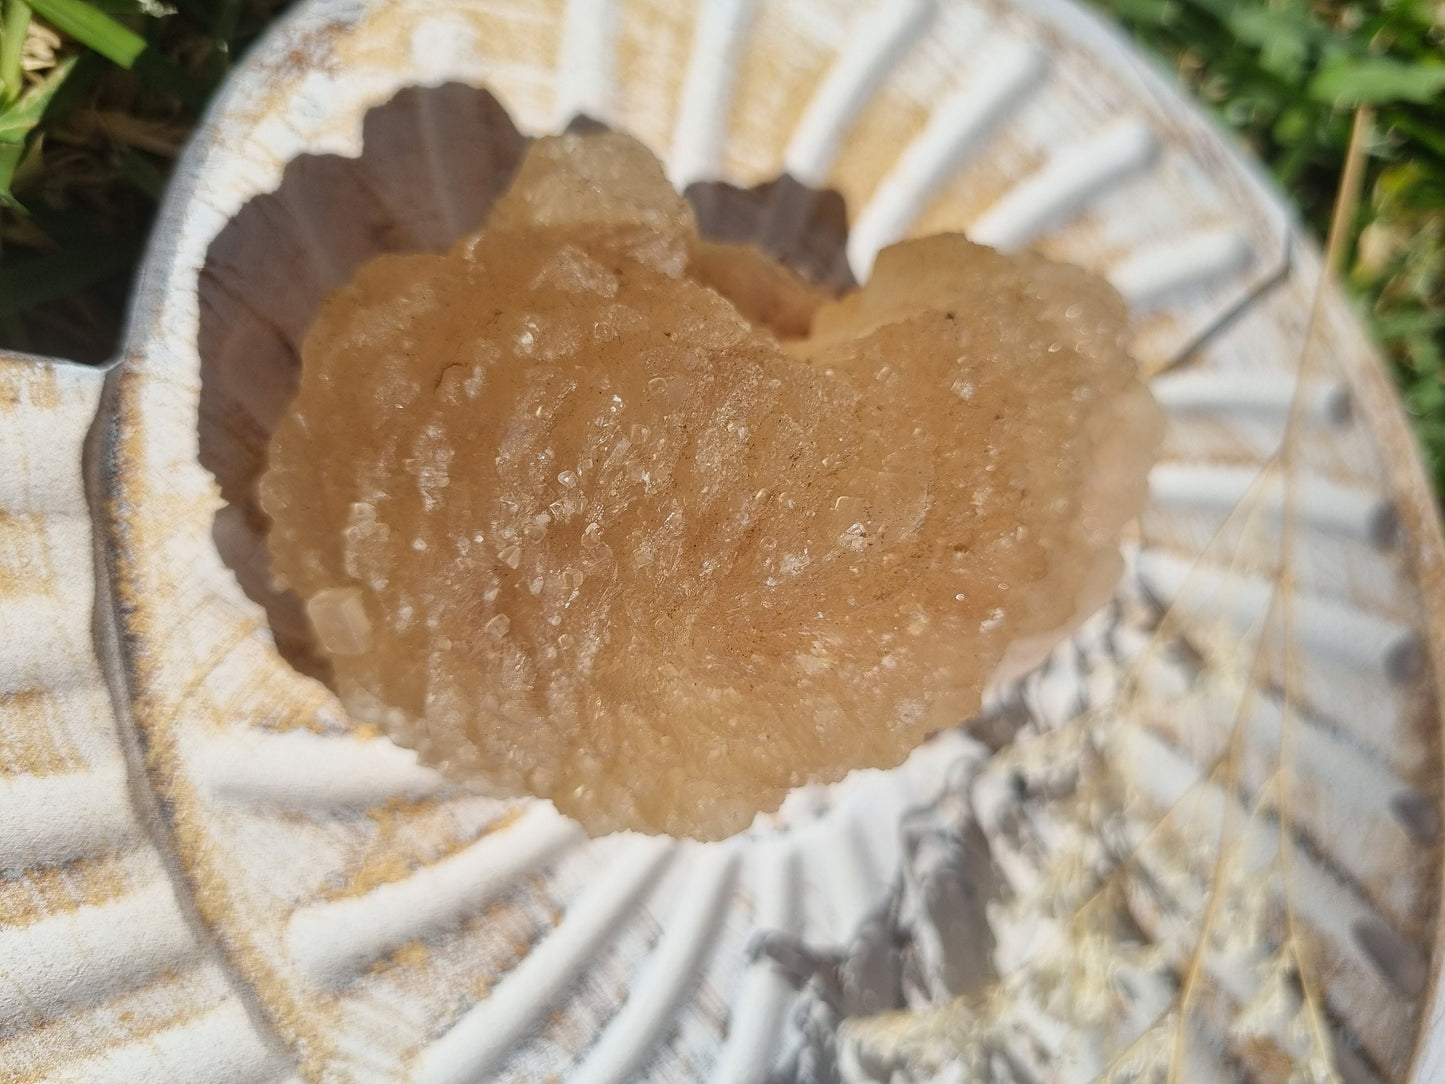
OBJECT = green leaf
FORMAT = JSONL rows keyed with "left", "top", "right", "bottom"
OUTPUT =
{"left": 1, "top": 0, "right": 32, "bottom": 105}
{"left": 1377, "top": 315, "right": 1445, "bottom": 345}
{"left": 1223, "top": 3, "right": 1337, "bottom": 51}
{"left": 0, "top": 52, "right": 73, "bottom": 206}
{"left": 24, "top": 0, "right": 206, "bottom": 104}
{"left": 33, "top": 44, "right": 101, "bottom": 124}
{"left": 1225, "top": 6, "right": 1313, "bottom": 82}
{"left": 1271, "top": 102, "right": 1316, "bottom": 145}
{"left": 1384, "top": 112, "right": 1445, "bottom": 160}
{"left": 0, "top": 53, "right": 76, "bottom": 142}
{"left": 1309, "top": 58, "right": 1445, "bottom": 105}
{"left": 25, "top": 0, "right": 145, "bottom": 68}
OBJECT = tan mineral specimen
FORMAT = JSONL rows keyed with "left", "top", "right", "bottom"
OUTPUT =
{"left": 260, "top": 132, "right": 1163, "bottom": 840}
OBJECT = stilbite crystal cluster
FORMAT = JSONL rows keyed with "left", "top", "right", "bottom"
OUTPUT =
{"left": 259, "top": 133, "right": 1163, "bottom": 840}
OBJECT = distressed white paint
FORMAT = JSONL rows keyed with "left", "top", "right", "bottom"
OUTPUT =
{"left": 569, "top": 847, "right": 740, "bottom": 1084}
{"left": 1148, "top": 462, "right": 1395, "bottom": 544}
{"left": 554, "top": 0, "right": 617, "bottom": 128}
{"left": 286, "top": 803, "right": 582, "bottom": 986}
{"left": 783, "top": 0, "right": 936, "bottom": 186}
{"left": 847, "top": 39, "right": 1047, "bottom": 277}
{"left": 413, "top": 838, "right": 674, "bottom": 1084}
{"left": 189, "top": 729, "right": 446, "bottom": 809}
{"left": 970, "top": 121, "right": 1158, "bottom": 252}
{"left": 1150, "top": 370, "right": 1352, "bottom": 426}
{"left": 713, "top": 843, "right": 802, "bottom": 1084}
{"left": 0, "top": 767, "right": 136, "bottom": 871}
{"left": 1137, "top": 550, "right": 1420, "bottom": 680}
{"left": 668, "top": 0, "right": 754, "bottom": 187}
{"left": 0, "top": 881, "right": 198, "bottom": 1031}
{"left": 1112, "top": 230, "right": 1254, "bottom": 309}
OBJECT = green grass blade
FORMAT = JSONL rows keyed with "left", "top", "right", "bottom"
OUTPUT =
{"left": 34, "top": 45, "right": 101, "bottom": 123}
{"left": 25, "top": 0, "right": 144, "bottom": 67}
{"left": 1, "top": 0, "right": 32, "bottom": 105}
{"left": 25, "top": 0, "right": 206, "bottom": 105}
{"left": 0, "top": 53, "right": 76, "bottom": 141}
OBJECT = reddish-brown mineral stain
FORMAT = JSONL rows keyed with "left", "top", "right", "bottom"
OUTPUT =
{"left": 260, "top": 133, "right": 1162, "bottom": 840}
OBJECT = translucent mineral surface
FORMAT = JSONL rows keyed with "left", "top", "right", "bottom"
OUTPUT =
{"left": 260, "top": 132, "right": 1163, "bottom": 840}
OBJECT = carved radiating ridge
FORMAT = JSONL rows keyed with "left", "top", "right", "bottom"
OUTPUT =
{"left": 0, "top": 355, "right": 296, "bottom": 1081}
{"left": 555, "top": 0, "right": 617, "bottom": 127}
{"left": 668, "top": 0, "right": 754, "bottom": 188}
{"left": 189, "top": 729, "right": 446, "bottom": 810}
{"left": 1150, "top": 370, "right": 1352, "bottom": 425}
{"left": 782, "top": 0, "right": 936, "bottom": 187}
{"left": 713, "top": 843, "right": 801, "bottom": 1084}
{"left": 569, "top": 847, "right": 740, "bottom": 1084}
{"left": 1137, "top": 550, "right": 1421, "bottom": 680}
{"left": 970, "top": 122, "right": 1159, "bottom": 252}
{"left": 846, "top": 39, "right": 1047, "bottom": 277}
{"left": 1148, "top": 462, "right": 1396, "bottom": 545}
{"left": 411, "top": 837, "right": 674, "bottom": 1084}
{"left": 0, "top": 880, "right": 197, "bottom": 1034}
{"left": 0, "top": 767, "right": 136, "bottom": 871}
{"left": 286, "top": 803, "right": 582, "bottom": 987}
{"left": 1112, "top": 230, "right": 1255, "bottom": 310}
{"left": 38, "top": 999, "right": 297, "bottom": 1084}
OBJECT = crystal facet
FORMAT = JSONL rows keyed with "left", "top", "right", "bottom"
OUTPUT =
{"left": 260, "top": 133, "right": 1163, "bottom": 839}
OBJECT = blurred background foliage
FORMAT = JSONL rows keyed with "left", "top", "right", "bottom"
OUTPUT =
{"left": 1104, "top": 0, "right": 1445, "bottom": 490}
{"left": 0, "top": 0, "right": 1441, "bottom": 488}
{"left": 0, "top": 0, "right": 289, "bottom": 361}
